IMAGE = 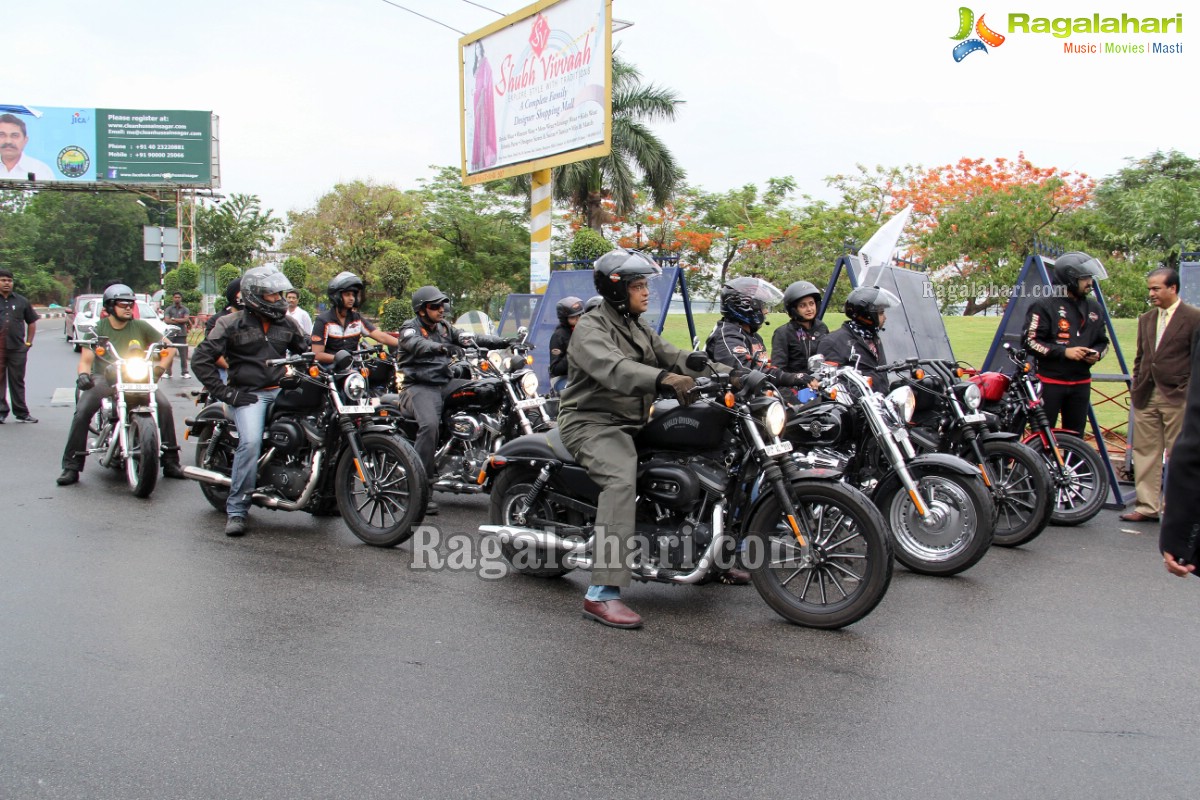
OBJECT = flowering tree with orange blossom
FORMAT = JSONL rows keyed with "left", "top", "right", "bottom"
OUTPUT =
{"left": 890, "top": 154, "right": 1095, "bottom": 314}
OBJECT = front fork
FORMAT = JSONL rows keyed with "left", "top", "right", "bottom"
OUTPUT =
{"left": 338, "top": 417, "right": 379, "bottom": 494}
{"left": 743, "top": 418, "right": 814, "bottom": 558}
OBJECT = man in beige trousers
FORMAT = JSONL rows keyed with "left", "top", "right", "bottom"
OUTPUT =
{"left": 1122, "top": 267, "right": 1200, "bottom": 522}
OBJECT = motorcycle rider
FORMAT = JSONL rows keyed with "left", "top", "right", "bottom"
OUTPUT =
{"left": 820, "top": 286, "right": 901, "bottom": 392}
{"left": 548, "top": 295, "right": 584, "bottom": 391}
{"left": 771, "top": 280, "right": 829, "bottom": 392}
{"left": 311, "top": 271, "right": 398, "bottom": 363}
{"left": 583, "top": 295, "right": 604, "bottom": 314}
{"left": 1024, "top": 251, "right": 1109, "bottom": 435}
{"left": 192, "top": 266, "right": 310, "bottom": 537}
{"left": 57, "top": 283, "right": 184, "bottom": 486}
{"left": 558, "top": 249, "right": 726, "bottom": 629}
{"left": 395, "top": 285, "right": 513, "bottom": 515}
{"left": 706, "top": 277, "right": 806, "bottom": 390}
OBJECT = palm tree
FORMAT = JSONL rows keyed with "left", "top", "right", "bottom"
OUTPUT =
{"left": 502, "top": 55, "right": 684, "bottom": 232}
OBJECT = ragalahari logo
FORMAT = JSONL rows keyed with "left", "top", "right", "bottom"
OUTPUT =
{"left": 529, "top": 13, "right": 551, "bottom": 58}
{"left": 951, "top": 7, "right": 1006, "bottom": 61}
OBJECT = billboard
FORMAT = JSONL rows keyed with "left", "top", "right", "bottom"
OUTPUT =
{"left": 0, "top": 104, "right": 217, "bottom": 187}
{"left": 459, "top": 0, "right": 611, "bottom": 185}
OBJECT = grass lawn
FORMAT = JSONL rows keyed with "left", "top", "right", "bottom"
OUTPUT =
{"left": 660, "top": 312, "right": 1138, "bottom": 449}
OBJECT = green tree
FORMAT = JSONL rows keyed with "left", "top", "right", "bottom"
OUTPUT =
{"left": 216, "top": 264, "right": 241, "bottom": 294}
{"left": 196, "top": 193, "right": 284, "bottom": 268}
{"left": 1092, "top": 150, "right": 1200, "bottom": 267}
{"left": 566, "top": 227, "right": 610, "bottom": 263}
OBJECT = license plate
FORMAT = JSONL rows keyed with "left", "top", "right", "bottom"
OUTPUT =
{"left": 340, "top": 404, "right": 374, "bottom": 415}
{"left": 962, "top": 412, "right": 987, "bottom": 424}
{"left": 764, "top": 441, "right": 793, "bottom": 457}
{"left": 515, "top": 397, "right": 545, "bottom": 410}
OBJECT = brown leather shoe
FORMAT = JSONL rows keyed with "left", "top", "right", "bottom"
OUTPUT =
{"left": 1119, "top": 511, "right": 1159, "bottom": 522}
{"left": 582, "top": 599, "right": 643, "bottom": 629}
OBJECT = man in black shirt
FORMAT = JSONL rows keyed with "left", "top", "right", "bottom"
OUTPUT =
{"left": 0, "top": 268, "right": 39, "bottom": 423}
{"left": 161, "top": 292, "right": 191, "bottom": 378}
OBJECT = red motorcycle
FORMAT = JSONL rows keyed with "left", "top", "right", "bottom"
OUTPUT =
{"left": 969, "top": 344, "right": 1107, "bottom": 526}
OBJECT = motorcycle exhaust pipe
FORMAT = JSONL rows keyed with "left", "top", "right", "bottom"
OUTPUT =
{"left": 182, "top": 451, "right": 325, "bottom": 513}
{"left": 666, "top": 501, "right": 728, "bottom": 585}
{"left": 479, "top": 524, "right": 591, "bottom": 554}
{"left": 183, "top": 465, "right": 231, "bottom": 486}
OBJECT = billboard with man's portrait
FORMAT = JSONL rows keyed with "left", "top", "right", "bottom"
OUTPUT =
{"left": 458, "top": 0, "right": 612, "bottom": 185}
{"left": 0, "top": 104, "right": 217, "bottom": 187}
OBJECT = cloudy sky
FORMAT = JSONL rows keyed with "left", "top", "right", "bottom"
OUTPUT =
{"left": 8, "top": 0, "right": 1195, "bottom": 218}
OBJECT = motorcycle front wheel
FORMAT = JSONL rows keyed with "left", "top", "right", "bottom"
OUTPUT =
{"left": 489, "top": 466, "right": 584, "bottom": 578}
{"left": 980, "top": 439, "right": 1054, "bottom": 547}
{"left": 1041, "top": 433, "right": 1107, "bottom": 526}
{"left": 336, "top": 433, "right": 428, "bottom": 547}
{"left": 875, "top": 467, "right": 995, "bottom": 576}
{"left": 744, "top": 481, "right": 893, "bottom": 630}
{"left": 125, "top": 414, "right": 159, "bottom": 498}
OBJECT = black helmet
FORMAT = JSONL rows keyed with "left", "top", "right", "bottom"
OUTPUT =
{"left": 327, "top": 271, "right": 365, "bottom": 310}
{"left": 592, "top": 249, "right": 661, "bottom": 311}
{"left": 1051, "top": 251, "right": 1106, "bottom": 296}
{"left": 240, "top": 266, "right": 292, "bottom": 322}
{"left": 411, "top": 285, "right": 450, "bottom": 314}
{"left": 720, "top": 277, "right": 783, "bottom": 332}
{"left": 224, "top": 277, "right": 242, "bottom": 309}
{"left": 584, "top": 295, "right": 604, "bottom": 313}
{"left": 102, "top": 283, "right": 136, "bottom": 314}
{"left": 844, "top": 285, "right": 900, "bottom": 329}
{"left": 555, "top": 295, "right": 584, "bottom": 325}
{"left": 782, "top": 280, "right": 822, "bottom": 321}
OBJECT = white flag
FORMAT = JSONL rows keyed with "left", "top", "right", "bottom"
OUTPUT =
{"left": 858, "top": 204, "right": 913, "bottom": 285}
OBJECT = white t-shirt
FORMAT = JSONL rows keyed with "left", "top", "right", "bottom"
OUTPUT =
{"left": 0, "top": 152, "right": 56, "bottom": 181}
{"left": 287, "top": 307, "right": 313, "bottom": 336}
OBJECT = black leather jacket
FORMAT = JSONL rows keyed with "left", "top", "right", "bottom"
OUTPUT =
{"left": 193, "top": 310, "right": 309, "bottom": 392}
{"left": 1024, "top": 293, "right": 1109, "bottom": 383}
{"left": 705, "top": 319, "right": 801, "bottom": 386}
{"left": 548, "top": 325, "right": 572, "bottom": 377}
{"left": 770, "top": 318, "right": 829, "bottom": 376}
{"left": 395, "top": 316, "right": 507, "bottom": 385}
{"left": 820, "top": 322, "right": 888, "bottom": 393}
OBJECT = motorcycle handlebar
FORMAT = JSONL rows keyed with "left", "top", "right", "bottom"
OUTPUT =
{"left": 266, "top": 352, "right": 316, "bottom": 367}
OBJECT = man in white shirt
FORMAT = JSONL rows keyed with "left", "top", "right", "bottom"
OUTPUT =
{"left": 285, "top": 290, "right": 313, "bottom": 336}
{"left": 0, "top": 114, "right": 55, "bottom": 181}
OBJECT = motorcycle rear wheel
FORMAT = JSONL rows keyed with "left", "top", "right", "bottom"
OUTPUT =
{"left": 981, "top": 440, "right": 1054, "bottom": 547}
{"left": 489, "top": 466, "right": 583, "bottom": 578}
{"left": 876, "top": 467, "right": 995, "bottom": 576}
{"left": 194, "top": 435, "right": 232, "bottom": 512}
{"left": 125, "top": 414, "right": 159, "bottom": 498}
{"left": 744, "top": 481, "right": 893, "bottom": 630}
{"left": 336, "top": 433, "right": 427, "bottom": 547}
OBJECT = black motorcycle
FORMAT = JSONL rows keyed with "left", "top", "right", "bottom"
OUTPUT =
{"left": 889, "top": 357, "right": 1054, "bottom": 548}
{"left": 183, "top": 349, "right": 428, "bottom": 547}
{"left": 786, "top": 358, "right": 995, "bottom": 577}
{"left": 969, "top": 343, "right": 1107, "bottom": 526}
{"left": 387, "top": 335, "right": 553, "bottom": 496}
{"left": 479, "top": 368, "right": 893, "bottom": 630}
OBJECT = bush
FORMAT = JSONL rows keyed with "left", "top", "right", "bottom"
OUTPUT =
{"left": 281, "top": 257, "right": 309, "bottom": 294}
{"left": 174, "top": 261, "right": 200, "bottom": 290}
{"left": 216, "top": 264, "right": 241, "bottom": 293}
{"left": 378, "top": 297, "right": 408, "bottom": 333}
{"left": 567, "top": 228, "right": 610, "bottom": 264}
{"left": 375, "top": 249, "right": 413, "bottom": 298}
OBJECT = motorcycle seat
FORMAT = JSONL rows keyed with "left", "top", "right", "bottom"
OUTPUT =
{"left": 544, "top": 427, "right": 576, "bottom": 464}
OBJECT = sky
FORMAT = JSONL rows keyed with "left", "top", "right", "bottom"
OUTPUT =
{"left": 6, "top": 0, "right": 1196, "bottom": 220}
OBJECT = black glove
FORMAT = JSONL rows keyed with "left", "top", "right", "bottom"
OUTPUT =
{"left": 505, "top": 337, "right": 522, "bottom": 348}
{"left": 658, "top": 372, "right": 697, "bottom": 406}
{"left": 729, "top": 368, "right": 750, "bottom": 391}
{"left": 224, "top": 389, "right": 259, "bottom": 407}
{"left": 685, "top": 352, "right": 709, "bottom": 371}
{"left": 780, "top": 372, "right": 803, "bottom": 387}
{"left": 440, "top": 343, "right": 466, "bottom": 359}
{"left": 76, "top": 372, "right": 94, "bottom": 392}
{"left": 459, "top": 334, "right": 476, "bottom": 348}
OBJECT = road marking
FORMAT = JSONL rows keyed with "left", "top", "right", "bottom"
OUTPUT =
{"left": 51, "top": 388, "right": 75, "bottom": 406}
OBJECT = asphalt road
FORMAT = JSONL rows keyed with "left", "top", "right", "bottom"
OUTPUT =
{"left": 2, "top": 318, "right": 1198, "bottom": 800}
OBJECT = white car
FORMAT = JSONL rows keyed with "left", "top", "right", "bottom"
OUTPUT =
{"left": 71, "top": 298, "right": 168, "bottom": 351}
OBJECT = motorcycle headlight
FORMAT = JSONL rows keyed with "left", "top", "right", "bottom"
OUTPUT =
{"left": 520, "top": 371, "right": 539, "bottom": 397}
{"left": 887, "top": 385, "right": 916, "bottom": 423}
{"left": 343, "top": 372, "right": 368, "bottom": 402}
{"left": 961, "top": 382, "right": 982, "bottom": 410}
{"left": 764, "top": 399, "right": 787, "bottom": 437}
{"left": 123, "top": 357, "right": 149, "bottom": 381}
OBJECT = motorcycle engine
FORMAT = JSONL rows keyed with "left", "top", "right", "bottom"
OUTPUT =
{"left": 266, "top": 419, "right": 305, "bottom": 455}
{"left": 794, "top": 447, "right": 850, "bottom": 472}
{"left": 448, "top": 413, "right": 484, "bottom": 441}
{"left": 262, "top": 462, "right": 310, "bottom": 501}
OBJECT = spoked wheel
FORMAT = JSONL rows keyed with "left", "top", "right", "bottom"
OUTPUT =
{"left": 336, "top": 433, "right": 427, "bottom": 547}
{"left": 981, "top": 440, "right": 1054, "bottom": 547}
{"left": 125, "top": 414, "right": 159, "bottom": 498}
{"left": 878, "top": 468, "right": 994, "bottom": 576}
{"left": 489, "top": 467, "right": 584, "bottom": 578}
{"left": 194, "top": 434, "right": 232, "bottom": 512}
{"left": 1042, "top": 433, "right": 1107, "bottom": 526}
{"left": 745, "top": 482, "right": 893, "bottom": 629}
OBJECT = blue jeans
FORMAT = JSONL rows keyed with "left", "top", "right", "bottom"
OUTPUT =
{"left": 227, "top": 388, "right": 280, "bottom": 517}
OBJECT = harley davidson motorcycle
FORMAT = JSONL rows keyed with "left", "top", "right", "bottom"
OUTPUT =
{"left": 480, "top": 367, "right": 894, "bottom": 630}
{"left": 889, "top": 357, "right": 1054, "bottom": 548}
{"left": 785, "top": 357, "right": 995, "bottom": 577}
{"left": 969, "top": 343, "right": 1108, "bottom": 526}
{"left": 71, "top": 333, "right": 175, "bottom": 498}
{"left": 183, "top": 349, "right": 428, "bottom": 547}
{"left": 386, "top": 329, "right": 554, "bottom": 496}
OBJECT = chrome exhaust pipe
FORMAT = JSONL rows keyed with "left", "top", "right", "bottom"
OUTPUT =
{"left": 667, "top": 501, "right": 728, "bottom": 585}
{"left": 183, "top": 465, "right": 231, "bottom": 486}
{"left": 183, "top": 452, "right": 325, "bottom": 512}
{"left": 479, "top": 524, "right": 591, "bottom": 553}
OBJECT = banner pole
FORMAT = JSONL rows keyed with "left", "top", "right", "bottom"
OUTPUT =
{"left": 530, "top": 169, "right": 552, "bottom": 293}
